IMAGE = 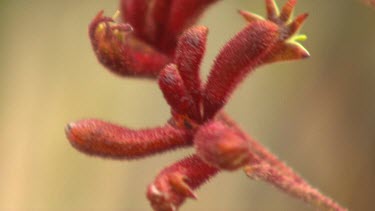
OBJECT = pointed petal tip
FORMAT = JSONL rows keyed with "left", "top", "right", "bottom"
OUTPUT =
{"left": 65, "top": 121, "right": 75, "bottom": 130}
{"left": 280, "top": 0, "right": 297, "bottom": 21}
{"left": 64, "top": 123, "right": 74, "bottom": 140}
{"left": 286, "top": 0, "right": 298, "bottom": 7}
{"left": 96, "top": 10, "right": 105, "bottom": 17}
{"left": 194, "top": 25, "right": 209, "bottom": 33}
{"left": 295, "top": 13, "right": 309, "bottom": 24}
{"left": 301, "top": 12, "right": 309, "bottom": 19}
{"left": 293, "top": 42, "right": 310, "bottom": 59}
{"left": 169, "top": 174, "right": 198, "bottom": 199}
{"left": 265, "top": 0, "right": 279, "bottom": 19}
{"left": 289, "top": 13, "right": 309, "bottom": 35}
{"left": 302, "top": 49, "right": 311, "bottom": 59}
{"left": 65, "top": 121, "right": 80, "bottom": 140}
{"left": 184, "top": 188, "right": 198, "bottom": 200}
{"left": 238, "top": 10, "right": 264, "bottom": 23}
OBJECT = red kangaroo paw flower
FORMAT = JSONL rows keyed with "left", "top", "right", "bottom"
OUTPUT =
{"left": 147, "top": 155, "right": 219, "bottom": 211}
{"left": 89, "top": 11, "right": 169, "bottom": 78}
{"left": 174, "top": 26, "right": 207, "bottom": 119}
{"left": 67, "top": 0, "right": 347, "bottom": 210}
{"left": 65, "top": 119, "right": 192, "bottom": 159}
{"left": 195, "top": 121, "right": 252, "bottom": 170}
{"left": 158, "top": 64, "right": 198, "bottom": 121}
{"left": 160, "top": 0, "right": 219, "bottom": 54}
{"left": 203, "top": 0, "right": 309, "bottom": 120}
{"left": 120, "top": 0, "right": 148, "bottom": 39}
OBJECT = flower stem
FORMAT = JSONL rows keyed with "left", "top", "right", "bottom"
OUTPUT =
{"left": 218, "top": 112, "right": 347, "bottom": 211}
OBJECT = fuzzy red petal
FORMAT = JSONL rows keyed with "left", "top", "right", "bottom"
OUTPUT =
{"left": 203, "top": 21, "right": 279, "bottom": 120}
{"left": 266, "top": 0, "right": 279, "bottom": 20}
{"left": 279, "top": 0, "right": 297, "bottom": 21}
{"left": 89, "top": 11, "right": 169, "bottom": 78}
{"left": 174, "top": 26, "right": 207, "bottom": 119}
{"left": 144, "top": 0, "right": 173, "bottom": 46}
{"left": 120, "top": 0, "right": 148, "bottom": 39}
{"left": 158, "top": 64, "right": 200, "bottom": 122}
{"left": 203, "top": 1, "right": 309, "bottom": 120}
{"left": 159, "top": 0, "right": 218, "bottom": 54}
{"left": 65, "top": 119, "right": 192, "bottom": 159}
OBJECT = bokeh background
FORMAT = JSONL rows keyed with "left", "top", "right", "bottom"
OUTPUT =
{"left": 0, "top": 0, "right": 374, "bottom": 210}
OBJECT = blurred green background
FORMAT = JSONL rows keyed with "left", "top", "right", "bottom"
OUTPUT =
{"left": 0, "top": 0, "right": 374, "bottom": 210}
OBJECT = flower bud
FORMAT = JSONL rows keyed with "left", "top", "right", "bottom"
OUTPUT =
{"left": 195, "top": 121, "right": 251, "bottom": 170}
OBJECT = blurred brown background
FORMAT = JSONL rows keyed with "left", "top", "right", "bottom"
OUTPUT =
{"left": 0, "top": 0, "right": 374, "bottom": 210}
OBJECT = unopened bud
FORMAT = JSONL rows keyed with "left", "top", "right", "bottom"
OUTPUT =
{"left": 195, "top": 121, "right": 251, "bottom": 170}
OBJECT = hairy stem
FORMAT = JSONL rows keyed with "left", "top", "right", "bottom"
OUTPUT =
{"left": 245, "top": 163, "right": 347, "bottom": 211}
{"left": 218, "top": 112, "right": 347, "bottom": 211}
{"left": 218, "top": 112, "right": 304, "bottom": 183}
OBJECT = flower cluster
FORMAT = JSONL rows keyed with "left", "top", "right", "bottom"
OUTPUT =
{"left": 65, "top": 0, "right": 347, "bottom": 210}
